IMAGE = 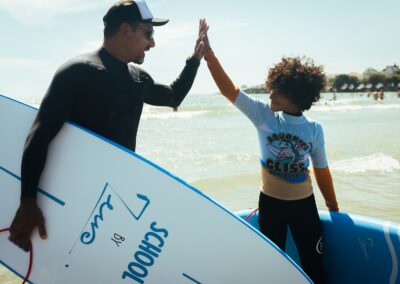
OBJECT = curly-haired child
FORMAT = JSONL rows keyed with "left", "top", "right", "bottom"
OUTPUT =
{"left": 203, "top": 25, "right": 338, "bottom": 284}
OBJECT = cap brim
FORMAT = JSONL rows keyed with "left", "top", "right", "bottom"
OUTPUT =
{"left": 151, "top": 18, "right": 169, "bottom": 26}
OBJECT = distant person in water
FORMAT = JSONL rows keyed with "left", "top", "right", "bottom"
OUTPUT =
{"left": 202, "top": 22, "right": 338, "bottom": 284}
{"left": 8, "top": 0, "right": 208, "bottom": 252}
{"left": 378, "top": 89, "right": 384, "bottom": 100}
{"left": 373, "top": 90, "right": 379, "bottom": 100}
{"left": 373, "top": 89, "right": 384, "bottom": 101}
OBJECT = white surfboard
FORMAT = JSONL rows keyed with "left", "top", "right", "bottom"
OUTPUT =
{"left": 0, "top": 94, "right": 311, "bottom": 284}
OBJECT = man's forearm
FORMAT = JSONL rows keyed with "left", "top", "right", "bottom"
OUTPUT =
{"left": 169, "top": 56, "right": 201, "bottom": 106}
{"left": 20, "top": 130, "right": 49, "bottom": 201}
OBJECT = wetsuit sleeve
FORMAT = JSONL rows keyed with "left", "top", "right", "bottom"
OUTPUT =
{"left": 21, "top": 64, "right": 81, "bottom": 200}
{"left": 313, "top": 167, "right": 339, "bottom": 211}
{"left": 144, "top": 56, "right": 200, "bottom": 107}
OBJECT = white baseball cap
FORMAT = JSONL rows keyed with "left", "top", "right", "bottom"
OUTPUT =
{"left": 103, "top": 0, "right": 169, "bottom": 27}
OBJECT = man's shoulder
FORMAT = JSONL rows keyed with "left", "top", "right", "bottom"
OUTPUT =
{"left": 57, "top": 50, "right": 106, "bottom": 75}
{"left": 127, "top": 63, "right": 148, "bottom": 76}
{"left": 127, "top": 63, "right": 153, "bottom": 83}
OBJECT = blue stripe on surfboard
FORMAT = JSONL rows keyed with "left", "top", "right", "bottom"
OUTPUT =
{"left": 0, "top": 260, "right": 34, "bottom": 284}
{"left": 0, "top": 166, "right": 65, "bottom": 207}
{"left": 0, "top": 94, "right": 312, "bottom": 282}
{"left": 182, "top": 273, "right": 201, "bottom": 283}
{"left": 0, "top": 94, "right": 38, "bottom": 111}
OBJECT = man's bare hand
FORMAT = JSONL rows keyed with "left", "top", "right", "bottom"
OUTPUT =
{"left": 9, "top": 198, "right": 47, "bottom": 252}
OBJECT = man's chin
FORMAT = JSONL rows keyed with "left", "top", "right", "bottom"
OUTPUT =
{"left": 133, "top": 55, "right": 145, "bottom": 65}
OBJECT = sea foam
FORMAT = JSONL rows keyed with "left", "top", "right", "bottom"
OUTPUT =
{"left": 313, "top": 103, "right": 400, "bottom": 112}
{"left": 331, "top": 153, "right": 400, "bottom": 173}
{"left": 141, "top": 110, "right": 208, "bottom": 120}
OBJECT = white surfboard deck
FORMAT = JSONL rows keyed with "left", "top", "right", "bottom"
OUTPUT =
{"left": 0, "top": 94, "right": 311, "bottom": 284}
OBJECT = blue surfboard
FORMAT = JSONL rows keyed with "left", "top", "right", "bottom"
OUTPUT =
{"left": 236, "top": 209, "right": 400, "bottom": 284}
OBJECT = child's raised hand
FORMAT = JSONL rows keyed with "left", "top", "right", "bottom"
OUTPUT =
{"left": 198, "top": 19, "right": 211, "bottom": 53}
{"left": 193, "top": 18, "right": 210, "bottom": 59}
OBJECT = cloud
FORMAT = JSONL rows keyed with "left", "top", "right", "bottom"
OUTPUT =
{"left": 0, "top": 57, "right": 52, "bottom": 73}
{"left": 155, "top": 20, "right": 250, "bottom": 46}
{"left": 0, "top": 57, "right": 56, "bottom": 97}
{"left": 213, "top": 20, "right": 251, "bottom": 32}
{"left": 78, "top": 40, "right": 103, "bottom": 54}
{"left": 155, "top": 24, "right": 195, "bottom": 46}
{"left": 0, "top": 0, "right": 112, "bottom": 25}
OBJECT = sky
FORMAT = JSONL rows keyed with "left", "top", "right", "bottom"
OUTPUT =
{"left": 0, "top": 0, "right": 399, "bottom": 97}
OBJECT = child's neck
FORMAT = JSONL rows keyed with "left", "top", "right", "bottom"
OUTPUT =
{"left": 283, "top": 110, "right": 302, "bottom": 116}
{"left": 282, "top": 104, "right": 302, "bottom": 116}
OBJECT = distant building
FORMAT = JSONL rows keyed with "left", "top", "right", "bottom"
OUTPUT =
{"left": 382, "top": 64, "right": 399, "bottom": 76}
{"left": 349, "top": 72, "right": 361, "bottom": 78}
{"left": 363, "top": 68, "right": 378, "bottom": 77}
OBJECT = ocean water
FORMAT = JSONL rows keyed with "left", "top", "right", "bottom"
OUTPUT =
{"left": 136, "top": 92, "right": 400, "bottom": 223}
{"left": 18, "top": 92, "right": 400, "bottom": 222}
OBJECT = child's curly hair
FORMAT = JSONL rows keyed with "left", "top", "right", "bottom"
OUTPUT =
{"left": 266, "top": 57, "right": 326, "bottom": 111}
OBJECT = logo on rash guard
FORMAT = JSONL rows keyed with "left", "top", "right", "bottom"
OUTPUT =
{"left": 265, "top": 133, "right": 311, "bottom": 179}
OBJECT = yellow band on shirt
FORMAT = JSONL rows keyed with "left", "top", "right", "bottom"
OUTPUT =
{"left": 260, "top": 166, "right": 313, "bottom": 200}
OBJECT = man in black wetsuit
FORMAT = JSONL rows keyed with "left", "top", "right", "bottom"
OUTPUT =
{"left": 9, "top": 0, "right": 209, "bottom": 251}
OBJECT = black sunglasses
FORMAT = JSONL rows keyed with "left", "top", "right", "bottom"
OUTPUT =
{"left": 138, "top": 26, "right": 154, "bottom": 40}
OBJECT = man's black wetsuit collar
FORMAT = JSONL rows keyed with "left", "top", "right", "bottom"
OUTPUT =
{"left": 99, "top": 47, "right": 129, "bottom": 72}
